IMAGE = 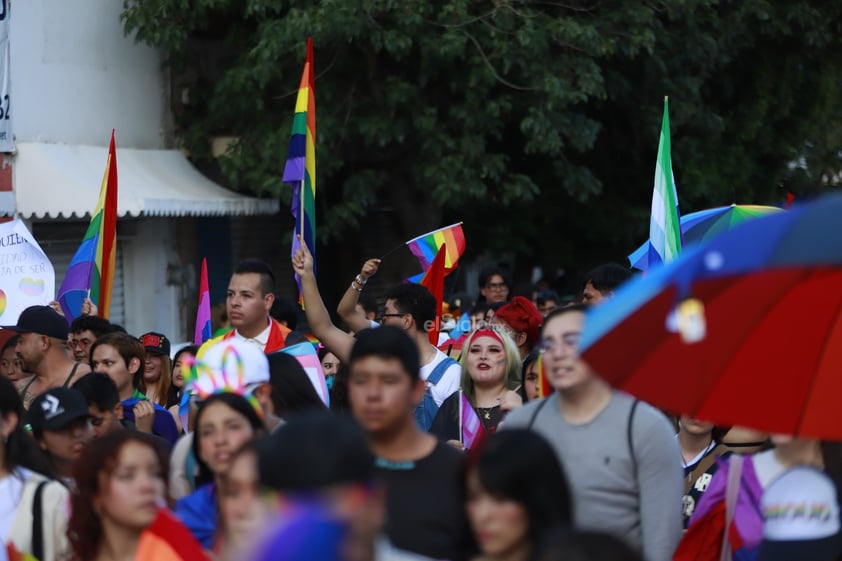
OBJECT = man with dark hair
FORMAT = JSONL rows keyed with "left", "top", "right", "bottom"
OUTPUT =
{"left": 89, "top": 332, "right": 178, "bottom": 445}
{"left": 224, "top": 259, "right": 290, "bottom": 352}
{"left": 379, "top": 283, "right": 461, "bottom": 430}
{"left": 8, "top": 305, "right": 91, "bottom": 409}
{"left": 72, "top": 372, "right": 124, "bottom": 437}
{"left": 68, "top": 315, "right": 113, "bottom": 362}
{"left": 582, "top": 263, "right": 633, "bottom": 305}
{"left": 536, "top": 290, "right": 561, "bottom": 316}
{"left": 347, "top": 327, "right": 469, "bottom": 561}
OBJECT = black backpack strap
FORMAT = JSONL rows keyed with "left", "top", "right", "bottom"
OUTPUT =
{"left": 63, "top": 362, "right": 82, "bottom": 387}
{"left": 526, "top": 397, "right": 552, "bottom": 430}
{"left": 32, "top": 480, "right": 48, "bottom": 561}
{"left": 627, "top": 399, "right": 640, "bottom": 481}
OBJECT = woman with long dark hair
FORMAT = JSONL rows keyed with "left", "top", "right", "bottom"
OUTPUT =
{"left": 67, "top": 429, "right": 206, "bottom": 561}
{"left": 0, "top": 376, "right": 69, "bottom": 561}
{"left": 465, "top": 429, "right": 572, "bottom": 561}
{"left": 174, "top": 393, "right": 266, "bottom": 550}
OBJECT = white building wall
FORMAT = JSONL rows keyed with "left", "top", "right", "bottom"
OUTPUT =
{"left": 10, "top": 0, "right": 167, "bottom": 148}
{"left": 9, "top": 0, "right": 187, "bottom": 339}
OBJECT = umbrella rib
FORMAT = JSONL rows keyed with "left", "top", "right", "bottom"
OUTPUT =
{"left": 792, "top": 271, "right": 842, "bottom": 437}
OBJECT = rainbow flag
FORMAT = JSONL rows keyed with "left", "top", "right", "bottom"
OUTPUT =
{"left": 281, "top": 342, "right": 329, "bottom": 405}
{"left": 193, "top": 258, "right": 212, "bottom": 345}
{"left": 535, "top": 352, "right": 553, "bottom": 398}
{"left": 406, "top": 223, "right": 466, "bottom": 274}
{"left": 57, "top": 130, "right": 118, "bottom": 321}
{"left": 135, "top": 508, "right": 209, "bottom": 561}
{"left": 282, "top": 38, "right": 316, "bottom": 301}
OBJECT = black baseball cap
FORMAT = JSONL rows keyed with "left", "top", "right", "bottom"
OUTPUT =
{"left": 257, "top": 410, "right": 373, "bottom": 492}
{"left": 2, "top": 305, "right": 69, "bottom": 340}
{"left": 139, "top": 332, "right": 171, "bottom": 356}
{"left": 27, "top": 388, "right": 90, "bottom": 431}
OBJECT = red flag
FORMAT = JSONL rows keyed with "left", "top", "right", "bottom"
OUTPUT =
{"left": 420, "top": 244, "right": 447, "bottom": 345}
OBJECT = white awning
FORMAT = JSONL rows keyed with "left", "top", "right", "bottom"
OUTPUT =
{"left": 11, "top": 142, "right": 279, "bottom": 218}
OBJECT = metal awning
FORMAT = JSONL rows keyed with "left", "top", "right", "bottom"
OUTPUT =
{"left": 11, "top": 142, "right": 279, "bottom": 218}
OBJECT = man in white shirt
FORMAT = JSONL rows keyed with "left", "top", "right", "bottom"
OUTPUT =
{"left": 223, "top": 259, "right": 290, "bottom": 353}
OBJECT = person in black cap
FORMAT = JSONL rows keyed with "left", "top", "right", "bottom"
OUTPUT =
{"left": 255, "top": 410, "right": 436, "bottom": 561}
{"left": 8, "top": 305, "right": 91, "bottom": 409}
{"left": 137, "top": 332, "right": 173, "bottom": 408}
{"left": 28, "top": 387, "right": 93, "bottom": 483}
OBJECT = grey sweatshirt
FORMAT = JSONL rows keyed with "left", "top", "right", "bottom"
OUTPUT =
{"left": 503, "top": 391, "right": 683, "bottom": 561}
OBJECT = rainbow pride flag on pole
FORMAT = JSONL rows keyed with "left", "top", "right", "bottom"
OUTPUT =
{"left": 194, "top": 258, "right": 212, "bottom": 345}
{"left": 648, "top": 97, "right": 682, "bottom": 267}
{"left": 406, "top": 223, "right": 466, "bottom": 275}
{"left": 57, "top": 130, "right": 118, "bottom": 320}
{"left": 282, "top": 38, "right": 316, "bottom": 301}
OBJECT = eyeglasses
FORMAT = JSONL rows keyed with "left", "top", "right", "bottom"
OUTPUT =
{"left": 69, "top": 337, "right": 93, "bottom": 349}
{"left": 379, "top": 313, "right": 409, "bottom": 322}
{"left": 539, "top": 332, "right": 582, "bottom": 353}
{"left": 485, "top": 282, "right": 508, "bottom": 291}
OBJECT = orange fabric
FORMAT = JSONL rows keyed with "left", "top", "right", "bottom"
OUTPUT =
{"left": 222, "top": 318, "right": 291, "bottom": 353}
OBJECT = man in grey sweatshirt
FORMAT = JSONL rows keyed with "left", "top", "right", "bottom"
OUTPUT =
{"left": 503, "top": 305, "right": 683, "bottom": 561}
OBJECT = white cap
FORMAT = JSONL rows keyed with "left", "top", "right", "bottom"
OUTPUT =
{"left": 759, "top": 466, "right": 842, "bottom": 561}
{"left": 188, "top": 338, "right": 270, "bottom": 398}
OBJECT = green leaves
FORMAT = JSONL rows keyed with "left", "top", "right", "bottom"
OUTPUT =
{"left": 122, "top": 0, "right": 842, "bottom": 268}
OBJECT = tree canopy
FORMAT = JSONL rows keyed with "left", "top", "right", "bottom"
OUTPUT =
{"left": 122, "top": 0, "right": 842, "bottom": 280}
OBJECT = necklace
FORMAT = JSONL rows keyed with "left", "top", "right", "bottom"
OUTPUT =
{"left": 476, "top": 405, "right": 498, "bottom": 420}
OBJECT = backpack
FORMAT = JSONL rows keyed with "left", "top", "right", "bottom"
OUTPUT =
{"left": 415, "top": 356, "right": 458, "bottom": 431}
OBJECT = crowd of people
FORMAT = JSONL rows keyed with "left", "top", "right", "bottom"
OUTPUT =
{"left": 0, "top": 247, "right": 840, "bottom": 561}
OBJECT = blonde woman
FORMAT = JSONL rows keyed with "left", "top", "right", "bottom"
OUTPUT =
{"left": 430, "top": 327, "right": 522, "bottom": 446}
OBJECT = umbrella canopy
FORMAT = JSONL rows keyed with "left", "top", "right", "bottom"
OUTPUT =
{"left": 581, "top": 193, "right": 842, "bottom": 440}
{"left": 629, "top": 204, "right": 783, "bottom": 270}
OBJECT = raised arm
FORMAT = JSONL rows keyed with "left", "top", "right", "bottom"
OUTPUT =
{"left": 292, "top": 237, "right": 355, "bottom": 363}
{"left": 337, "top": 258, "right": 381, "bottom": 333}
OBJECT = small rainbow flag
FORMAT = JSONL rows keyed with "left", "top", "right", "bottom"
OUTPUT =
{"left": 406, "top": 222, "right": 466, "bottom": 274}
{"left": 193, "top": 258, "right": 212, "bottom": 345}
{"left": 282, "top": 38, "right": 316, "bottom": 303}
{"left": 135, "top": 508, "right": 209, "bottom": 561}
{"left": 535, "top": 353, "right": 553, "bottom": 398}
{"left": 57, "top": 130, "right": 118, "bottom": 320}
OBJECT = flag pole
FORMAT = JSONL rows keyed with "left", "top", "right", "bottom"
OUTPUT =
{"left": 458, "top": 388, "right": 464, "bottom": 445}
{"left": 299, "top": 179, "right": 305, "bottom": 241}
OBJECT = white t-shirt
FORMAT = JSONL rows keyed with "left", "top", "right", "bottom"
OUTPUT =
{"left": 0, "top": 468, "right": 27, "bottom": 544}
{"left": 418, "top": 349, "right": 461, "bottom": 407}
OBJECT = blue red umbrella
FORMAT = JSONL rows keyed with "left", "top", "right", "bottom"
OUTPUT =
{"left": 628, "top": 204, "right": 783, "bottom": 271}
{"left": 581, "top": 193, "right": 842, "bottom": 439}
